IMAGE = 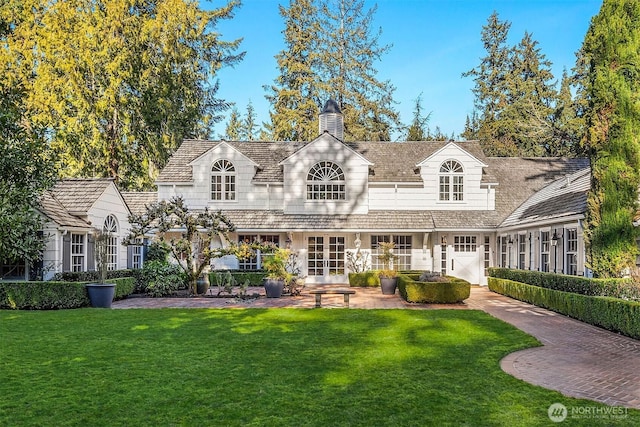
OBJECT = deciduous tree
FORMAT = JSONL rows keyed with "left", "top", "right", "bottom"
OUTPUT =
{"left": 0, "top": 0, "right": 243, "bottom": 189}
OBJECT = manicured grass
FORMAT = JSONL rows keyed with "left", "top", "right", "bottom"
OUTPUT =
{"left": 0, "top": 309, "right": 636, "bottom": 426}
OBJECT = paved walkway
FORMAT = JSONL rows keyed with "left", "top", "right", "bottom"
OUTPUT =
{"left": 112, "top": 286, "right": 640, "bottom": 409}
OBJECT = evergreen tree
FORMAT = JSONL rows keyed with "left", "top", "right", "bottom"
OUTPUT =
{"left": 316, "top": 0, "right": 399, "bottom": 141}
{"left": 267, "top": 0, "right": 399, "bottom": 141}
{"left": 265, "top": 0, "right": 321, "bottom": 141}
{"left": 243, "top": 101, "right": 258, "bottom": 141}
{"left": 549, "top": 69, "right": 584, "bottom": 157}
{"left": 405, "top": 94, "right": 431, "bottom": 141}
{"left": 462, "top": 12, "right": 513, "bottom": 155}
{"left": 582, "top": 0, "right": 640, "bottom": 277}
{"left": 223, "top": 107, "right": 243, "bottom": 140}
{"left": 0, "top": 0, "right": 243, "bottom": 189}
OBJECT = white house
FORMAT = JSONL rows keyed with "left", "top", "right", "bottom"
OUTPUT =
{"left": 0, "top": 179, "right": 138, "bottom": 281}
{"left": 156, "top": 100, "right": 589, "bottom": 285}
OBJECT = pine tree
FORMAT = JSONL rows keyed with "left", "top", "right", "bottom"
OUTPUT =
{"left": 267, "top": 0, "right": 399, "bottom": 141}
{"left": 582, "top": 0, "right": 640, "bottom": 277}
{"left": 316, "top": 0, "right": 399, "bottom": 141}
{"left": 224, "top": 107, "right": 243, "bottom": 140}
{"left": 243, "top": 101, "right": 258, "bottom": 141}
{"left": 265, "top": 0, "right": 322, "bottom": 141}
{"left": 405, "top": 94, "right": 431, "bottom": 141}
{"left": 0, "top": 0, "right": 243, "bottom": 189}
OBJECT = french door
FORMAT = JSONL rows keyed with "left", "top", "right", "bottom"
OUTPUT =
{"left": 307, "top": 235, "right": 346, "bottom": 284}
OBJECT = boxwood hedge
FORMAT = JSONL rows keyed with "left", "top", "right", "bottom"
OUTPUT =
{"left": 0, "top": 277, "right": 135, "bottom": 310}
{"left": 488, "top": 277, "right": 640, "bottom": 340}
{"left": 488, "top": 268, "right": 640, "bottom": 301}
{"left": 397, "top": 274, "right": 470, "bottom": 303}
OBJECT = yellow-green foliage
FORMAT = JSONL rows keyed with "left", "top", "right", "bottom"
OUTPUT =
{"left": 397, "top": 274, "right": 470, "bottom": 303}
{"left": 348, "top": 271, "right": 380, "bottom": 287}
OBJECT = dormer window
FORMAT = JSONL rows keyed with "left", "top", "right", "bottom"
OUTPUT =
{"left": 439, "top": 160, "right": 464, "bottom": 201}
{"left": 306, "top": 161, "right": 346, "bottom": 200}
{"left": 211, "top": 159, "right": 236, "bottom": 201}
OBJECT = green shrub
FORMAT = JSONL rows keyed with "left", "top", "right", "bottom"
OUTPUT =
{"left": 53, "top": 269, "right": 140, "bottom": 283}
{"left": 397, "top": 274, "right": 470, "bottom": 303}
{"left": 223, "top": 271, "right": 268, "bottom": 286}
{"left": 488, "top": 268, "right": 640, "bottom": 300}
{"left": 140, "top": 261, "right": 184, "bottom": 297}
{"left": 488, "top": 277, "right": 640, "bottom": 339}
{"left": 0, "top": 277, "right": 135, "bottom": 310}
{"left": 348, "top": 271, "right": 380, "bottom": 287}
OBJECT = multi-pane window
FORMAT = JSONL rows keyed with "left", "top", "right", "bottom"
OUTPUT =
{"left": 71, "top": 234, "right": 85, "bottom": 272}
{"left": 238, "top": 234, "right": 259, "bottom": 270}
{"left": 1, "top": 258, "right": 26, "bottom": 280}
{"left": 518, "top": 234, "right": 526, "bottom": 269}
{"left": 393, "top": 236, "right": 412, "bottom": 271}
{"left": 103, "top": 215, "right": 118, "bottom": 271}
{"left": 306, "top": 161, "right": 346, "bottom": 200}
{"left": 566, "top": 228, "right": 578, "bottom": 275}
{"left": 211, "top": 159, "right": 236, "bottom": 201}
{"left": 439, "top": 160, "right": 464, "bottom": 201}
{"left": 484, "top": 236, "right": 491, "bottom": 275}
{"left": 454, "top": 235, "right": 476, "bottom": 252}
{"left": 540, "top": 231, "right": 550, "bottom": 272}
{"left": 131, "top": 245, "right": 142, "bottom": 269}
{"left": 238, "top": 234, "right": 280, "bottom": 270}
{"left": 499, "top": 236, "right": 507, "bottom": 268}
{"left": 370, "top": 235, "right": 412, "bottom": 270}
{"left": 441, "top": 237, "right": 447, "bottom": 275}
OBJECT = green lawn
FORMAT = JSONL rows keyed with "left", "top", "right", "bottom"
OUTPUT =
{"left": 0, "top": 308, "right": 636, "bottom": 426}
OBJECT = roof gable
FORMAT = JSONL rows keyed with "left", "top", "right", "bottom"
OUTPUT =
{"left": 417, "top": 141, "right": 488, "bottom": 168}
{"left": 188, "top": 141, "right": 259, "bottom": 168}
{"left": 279, "top": 132, "right": 373, "bottom": 166}
{"left": 51, "top": 178, "right": 114, "bottom": 215}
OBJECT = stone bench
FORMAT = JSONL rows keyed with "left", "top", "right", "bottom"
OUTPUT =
{"left": 308, "top": 289, "right": 356, "bottom": 308}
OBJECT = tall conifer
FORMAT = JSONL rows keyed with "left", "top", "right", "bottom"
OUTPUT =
{"left": 582, "top": 0, "right": 640, "bottom": 277}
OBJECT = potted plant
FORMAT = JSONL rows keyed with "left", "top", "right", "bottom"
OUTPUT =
{"left": 262, "top": 247, "right": 292, "bottom": 298}
{"left": 377, "top": 241, "right": 399, "bottom": 295}
{"left": 86, "top": 229, "right": 117, "bottom": 308}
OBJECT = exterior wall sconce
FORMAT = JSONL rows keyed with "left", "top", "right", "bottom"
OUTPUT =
{"left": 441, "top": 236, "right": 447, "bottom": 245}
{"left": 551, "top": 231, "right": 559, "bottom": 246}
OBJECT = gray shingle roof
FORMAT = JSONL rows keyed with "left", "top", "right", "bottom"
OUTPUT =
{"left": 500, "top": 167, "right": 590, "bottom": 228}
{"left": 156, "top": 138, "right": 490, "bottom": 184}
{"left": 50, "top": 178, "right": 114, "bottom": 214}
{"left": 221, "top": 210, "right": 435, "bottom": 232}
{"left": 39, "top": 192, "right": 92, "bottom": 228}
{"left": 121, "top": 191, "right": 158, "bottom": 215}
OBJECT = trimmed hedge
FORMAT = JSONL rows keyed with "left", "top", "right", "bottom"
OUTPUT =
{"left": 211, "top": 271, "right": 268, "bottom": 286}
{"left": 488, "top": 268, "right": 640, "bottom": 301}
{"left": 348, "top": 271, "right": 380, "bottom": 287}
{"left": 488, "top": 277, "right": 640, "bottom": 340}
{"left": 397, "top": 274, "right": 471, "bottom": 303}
{"left": 0, "top": 277, "right": 136, "bottom": 310}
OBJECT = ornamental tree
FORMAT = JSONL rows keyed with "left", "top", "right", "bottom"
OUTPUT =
{"left": 124, "top": 197, "right": 236, "bottom": 294}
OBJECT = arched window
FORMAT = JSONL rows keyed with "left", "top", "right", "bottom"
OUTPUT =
{"left": 439, "top": 160, "right": 464, "bottom": 201}
{"left": 306, "top": 161, "right": 346, "bottom": 200}
{"left": 103, "top": 215, "right": 119, "bottom": 271}
{"left": 211, "top": 160, "right": 236, "bottom": 201}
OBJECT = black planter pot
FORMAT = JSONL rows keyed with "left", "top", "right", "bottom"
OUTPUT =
{"left": 196, "top": 275, "right": 210, "bottom": 295}
{"left": 263, "top": 278, "right": 285, "bottom": 298}
{"left": 380, "top": 277, "right": 398, "bottom": 295}
{"left": 86, "top": 283, "right": 116, "bottom": 308}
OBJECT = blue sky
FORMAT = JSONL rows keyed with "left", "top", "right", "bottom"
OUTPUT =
{"left": 210, "top": 0, "right": 602, "bottom": 140}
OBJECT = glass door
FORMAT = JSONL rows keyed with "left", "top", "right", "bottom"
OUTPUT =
{"left": 307, "top": 235, "right": 346, "bottom": 284}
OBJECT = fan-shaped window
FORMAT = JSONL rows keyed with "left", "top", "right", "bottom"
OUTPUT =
{"left": 211, "top": 159, "right": 236, "bottom": 201}
{"left": 306, "top": 161, "right": 346, "bottom": 200}
{"left": 103, "top": 215, "right": 118, "bottom": 271}
{"left": 439, "top": 160, "right": 464, "bottom": 201}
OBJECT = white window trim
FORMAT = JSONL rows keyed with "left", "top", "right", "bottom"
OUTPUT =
{"left": 306, "top": 161, "right": 347, "bottom": 202}
{"left": 211, "top": 159, "right": 237, "bottom": 202}
{"left": 438, "top": 159, "right": 464, "bottom": 202}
